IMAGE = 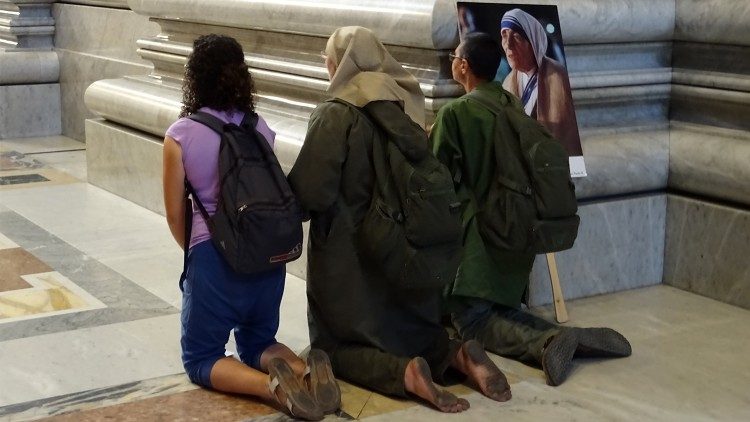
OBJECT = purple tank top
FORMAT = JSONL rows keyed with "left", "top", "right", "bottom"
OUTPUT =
{"left": 166, "top": 107, "right": 276, "bottom": 249}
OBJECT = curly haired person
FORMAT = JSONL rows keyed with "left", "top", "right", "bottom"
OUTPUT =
{"left": 162, "top": 34, "right": 338, "bottom": 420}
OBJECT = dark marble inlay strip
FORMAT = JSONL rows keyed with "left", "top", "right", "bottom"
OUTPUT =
{"left": 0, "top": 371, "right": 355, "bottom": 421}
{"left": 0, "top": 373, "right": 195, "bottom": 419}
{"left": 0, "top": 375, "right": 353, "bottom": 422}
{"left": 24, "top": 149, "right": 87, "bottom": 155}
{"left": 0, "top": 210, "right": 178, "bottom": 341}
{"left": 0, "top": 174, "right": 50, "bottom": 186}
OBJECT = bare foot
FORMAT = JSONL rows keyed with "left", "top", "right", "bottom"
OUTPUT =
{"left": 404, "top": 357, "right": 470, "bottom": 413}
{"left": 453, "top": 340, "right": 512, "bottom": 402}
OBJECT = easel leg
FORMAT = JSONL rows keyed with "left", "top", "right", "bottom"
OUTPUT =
{"left": 546, "top": 253, "right": 569, "bottom": 323}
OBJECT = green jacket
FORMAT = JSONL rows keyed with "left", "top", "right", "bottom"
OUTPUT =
{"left": 430, "top": 82, "right": 535, "bottom": 310}
{"left": 289, "top": 100, "right": 449, "bottom": 357}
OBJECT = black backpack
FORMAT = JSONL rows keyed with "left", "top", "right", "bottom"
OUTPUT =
{"left": 181, "top": 111, "right": 303, "bottom": 282}
{"left": 466, "top": 89, "right": 580, "bottom": 253}
{"left": 348, "top": 101, "right": 463, "bottom": 290}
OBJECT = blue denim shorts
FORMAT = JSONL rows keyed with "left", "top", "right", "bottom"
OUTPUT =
{"left": 180, "top": 240, "right": 285, "bottom": 387}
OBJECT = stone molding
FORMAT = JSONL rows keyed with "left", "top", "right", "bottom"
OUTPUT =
{"left": 0, "top": 0, "right": 56, "bottom": 49}
{"left": 64, "top": 1, "right": 129, "bottom": 8}
{"left": 84, "top": 0, "right": 750, "bottom": 204}
{"left": 126, "top": 0, "right": 678, "bottom": 49}
{"left": 675, "top": 0, "right": 750, "bottom": 46}
{"left": 0, "top": 50, "right": 58, "bottom": 83}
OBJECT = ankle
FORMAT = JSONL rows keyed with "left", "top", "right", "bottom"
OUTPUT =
{"left": 450, "top": 343, "right": 464, "bottom": 368}
{"left": 404, "top": 359, "right": 417, "bottom": 392}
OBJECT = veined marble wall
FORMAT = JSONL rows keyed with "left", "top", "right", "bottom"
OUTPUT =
{"left": 0, "top": 0, "right": 60, "bottom": 138}
{"left": 663, "top": 0, "right": 750, "bottom": 309}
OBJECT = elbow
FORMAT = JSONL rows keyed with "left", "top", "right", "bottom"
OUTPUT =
{"left": 165, "top": 211, "right": 183, "bottom": 229}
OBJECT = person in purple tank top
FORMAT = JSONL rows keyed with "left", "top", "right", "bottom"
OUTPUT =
{"left": 162, "top": 34, "right": 338, "bottom": 420}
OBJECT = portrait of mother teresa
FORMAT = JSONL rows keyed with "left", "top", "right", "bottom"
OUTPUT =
{"left": 500, "top": 8, "right": 583, "bottom": 157}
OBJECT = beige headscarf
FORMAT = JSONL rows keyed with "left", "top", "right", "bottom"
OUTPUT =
{"left": 325, "top": 26, "right": 425, "bottom": 127}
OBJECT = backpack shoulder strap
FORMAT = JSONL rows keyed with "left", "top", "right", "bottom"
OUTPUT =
{"left": 188, "top": 111, "right": 227, "bottom": 134}
{"left": 466, "top": 89, "right": 532, "bottom": 195}
{"left": 239, "top": 110, "right": 259, "bottom": 130}
{"left": 466, "top": 88, "right": 512, "bottom": 115}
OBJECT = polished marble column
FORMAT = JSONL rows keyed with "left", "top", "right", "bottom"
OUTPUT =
{"left": 0, "top": 0, "right": 60, "bottom": 138}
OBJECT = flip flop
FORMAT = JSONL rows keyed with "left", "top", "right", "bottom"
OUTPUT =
{"left": 268, "top": 358, "right": 323, "bottom": 421}
{"left": 305, "top": 349, "right": 342, "bottom": 414}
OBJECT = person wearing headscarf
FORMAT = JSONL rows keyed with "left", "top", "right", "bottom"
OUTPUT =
{"left": 500, "top": 8, "right": 583, "bottom": 156}
{"left": 288, "top": 26, "right": 511, "bottom": 413}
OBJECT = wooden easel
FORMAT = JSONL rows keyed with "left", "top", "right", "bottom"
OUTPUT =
{"left": 546, "top": 253, "right": 568, "bottom": 323}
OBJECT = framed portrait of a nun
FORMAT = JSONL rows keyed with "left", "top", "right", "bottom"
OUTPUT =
{"left": 457, "top": 2, "right": 586, "bottom": 177}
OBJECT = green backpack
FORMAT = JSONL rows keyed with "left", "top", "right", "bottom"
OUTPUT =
{"left": 346, "top": 100, "right": 463, "bottom": 290}
{"left": 466, "top": 89, "right": 580, "bottom": 253}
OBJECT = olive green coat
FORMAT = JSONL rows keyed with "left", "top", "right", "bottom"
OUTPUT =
{"left": 288, "top": 100, "right": 451, "bottom": 368}
{"left": 430, "top": 82, "right": 535, "bottom": 310}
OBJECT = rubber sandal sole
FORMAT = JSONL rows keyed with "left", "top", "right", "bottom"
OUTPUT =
{"left": 575, "top": 328, "right": 632, "bottom": 358}
{"left": 542, "top": 331, "right": 578, "bottom": 386}
{"left": 306, "top": 349, "right": 342, "bottom": 414}
{"left": 268, "top": 358, "right": 323, "bottom": 421}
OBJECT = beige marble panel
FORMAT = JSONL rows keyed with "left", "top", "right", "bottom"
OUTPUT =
{"left": 57, "top": 50, "right": 153, "bottom": 141}
{"left": 52, "top": 2, "right": 159, "bottom": 141}
{"left": 85, "top": 118, "right": 165, "bottom": 215}
{"left": 53, "top": 3, "right": 159, "bottom": 64}
{"left": 664, "top": 195, "right": 750, "bottom": 310}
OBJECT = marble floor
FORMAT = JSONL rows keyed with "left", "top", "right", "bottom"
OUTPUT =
{"left": 1, "top": 136, "right": 749, "bottom": 421}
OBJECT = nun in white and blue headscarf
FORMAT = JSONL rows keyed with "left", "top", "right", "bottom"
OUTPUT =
{"left": 500, "top": 8, "right": 549, "bottom": 116}
{"left": 500, "top": 8, "right": 584, "bottom": 157}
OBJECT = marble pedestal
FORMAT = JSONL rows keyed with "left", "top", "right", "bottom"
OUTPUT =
{"left": 665, "top": 195, "right": 750, "bottom": 310}
{"left": 0, "top": 83, "right": 61, "bottom": 138}
{"left": 528, "top": 194, "right": 666, "bottom": 307}
{"left": 0, "top": 1, "right": 60, "bottom": 139}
